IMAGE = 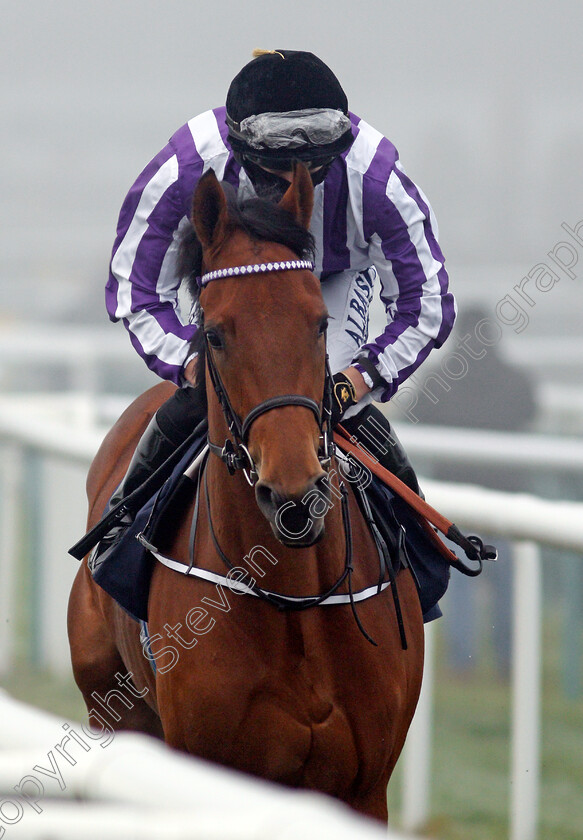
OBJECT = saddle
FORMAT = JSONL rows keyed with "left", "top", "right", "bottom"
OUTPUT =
{"left": 83, "top": 425, "right": 495, "bottom": 627}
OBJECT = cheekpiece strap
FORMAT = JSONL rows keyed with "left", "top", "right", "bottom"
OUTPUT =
{"left": 199, "top": 260, "right": 315, "bottom": 287}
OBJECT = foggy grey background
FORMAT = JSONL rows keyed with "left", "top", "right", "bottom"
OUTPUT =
{"left": 3, "top": 9, "right": 583, "bottom": 830}
{"left": 2, "top": 0, "right": 582, "bottom": 374}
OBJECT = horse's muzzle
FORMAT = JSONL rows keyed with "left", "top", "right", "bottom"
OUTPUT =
{"left": 255, "top": 473, "right": 331, "bottom": 547}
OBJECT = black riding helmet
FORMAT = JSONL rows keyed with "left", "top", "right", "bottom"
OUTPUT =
{"left": 226, "top": 50, "right": 354, "bottom": 194}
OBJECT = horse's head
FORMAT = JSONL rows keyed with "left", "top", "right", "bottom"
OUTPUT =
{"left": 190, "top": 165, "right": 332, "bottom": 547}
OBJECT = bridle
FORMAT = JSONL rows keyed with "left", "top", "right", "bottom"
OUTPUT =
{"left": 196, "top": 257, "right": 397, "bottom": 647}
{"left": 200, "top": 259, "right": 336, "bottom": 485}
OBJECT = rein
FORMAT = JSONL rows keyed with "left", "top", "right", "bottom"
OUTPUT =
{"left": 148, "top": 461, "right": 382, "bottom": 645}
{"left": 205, "top": 468, "right": 359, "bottom": 613}
{"left": 333, "top": 426, "right": 498, "bottom": 572}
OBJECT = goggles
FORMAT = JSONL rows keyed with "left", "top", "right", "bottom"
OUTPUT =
{"left": 227, "top": 107, "right": 354, "bottom": 173}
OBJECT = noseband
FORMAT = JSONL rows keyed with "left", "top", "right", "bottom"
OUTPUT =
{"left": 200, "top": 260, "right": 335, "bottom": 485}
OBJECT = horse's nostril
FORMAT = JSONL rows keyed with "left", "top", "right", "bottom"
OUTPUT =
{"left": 255, "top": 481, "right": 277, "bottom": 514}
{"left": 255, "top": 478, "right": 327, "bottom": 547}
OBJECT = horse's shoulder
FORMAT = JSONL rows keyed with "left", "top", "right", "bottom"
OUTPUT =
{"left": 86, "top": 382, "right": 177, "bottom": 524}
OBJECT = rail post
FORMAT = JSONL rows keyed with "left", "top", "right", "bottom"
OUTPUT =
{"left": 0, "top": 443, "right": 23, "bottom": 673}
{"left": 400, "top": 620, "right": 435, "bottom": 831}
{"left": 510, "top": 540, "right": 541, "bottom": 840}
{"left": 37, "top": 455, "right": 89, "bottom": 674}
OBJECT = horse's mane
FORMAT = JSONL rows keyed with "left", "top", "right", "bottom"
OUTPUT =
{"left": 177, "top": 181, "right": 316, "bottom": 408}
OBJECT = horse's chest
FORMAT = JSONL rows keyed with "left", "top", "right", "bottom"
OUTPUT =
{"left": 230, "top": 677, "right": 363, "bottom": 792}
{"left": 155, "top": 598, "right": 400, "bottom": 796}
{"left": 182, "top": 660, "right": 381, "bottom": 796}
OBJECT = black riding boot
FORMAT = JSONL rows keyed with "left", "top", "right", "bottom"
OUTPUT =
{"left": 91, "top": 413, "right": 179, "bottom": 561}
{"left": 111, "top": 414, "right": 178, "bottom": 510}
{"left": 341, "top": 404, "right": 421, "bottom": 494}
{"left": 93, "top": 387, "right": 206, "bottom": 561}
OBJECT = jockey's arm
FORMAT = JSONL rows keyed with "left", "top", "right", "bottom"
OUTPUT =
{"left": 352, "top": 163, "right": 456, "bottom": 403}
{"left": 105, "top": 137, "right": 201, "bottom": 385}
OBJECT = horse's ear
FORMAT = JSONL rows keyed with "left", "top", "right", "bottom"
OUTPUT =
{"left": 191, "top": 169, "right": 230, "bottom": 250}
{"left": 279, "top": 162, "right": 314, "bottom": 230}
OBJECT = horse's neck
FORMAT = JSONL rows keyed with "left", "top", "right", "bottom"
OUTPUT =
{"left": 204, "top": 458, "right": 348, "bottom": 598}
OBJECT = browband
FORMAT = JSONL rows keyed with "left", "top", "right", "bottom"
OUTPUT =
{"left": 199, "top": 260, "right": 315, "bottom": 287}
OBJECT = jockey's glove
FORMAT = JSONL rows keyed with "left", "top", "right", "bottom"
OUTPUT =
{"left": 330, "top": 371, "right": 357, "bottom": 428}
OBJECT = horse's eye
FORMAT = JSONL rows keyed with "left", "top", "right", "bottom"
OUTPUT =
{"left": 205, "top": 328, "right": 224, "bottom": 350}
{"left": 318, "top": 317, "right": 329, "bottom": 336}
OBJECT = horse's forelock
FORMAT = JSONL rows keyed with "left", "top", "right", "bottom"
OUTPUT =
{"left": 178, "top": 183, "right": 316, "bottom": 304}
{"left": 238, "top": 195, "right": 315, "bottom": 259}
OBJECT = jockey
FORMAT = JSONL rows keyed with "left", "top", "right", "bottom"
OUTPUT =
{"left": 101, "top": 49, "right": 456, "bottom": 552}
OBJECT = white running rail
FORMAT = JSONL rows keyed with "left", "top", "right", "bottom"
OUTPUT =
{"left": 0, "top": 689, "right": 409, "bottom": 840}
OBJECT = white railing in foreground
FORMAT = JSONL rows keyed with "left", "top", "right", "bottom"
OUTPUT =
{"left": 1, "top": 393, "right": 582, "bottom": 840}
{"left": 0, "top": 690, "right": 407, "bottom": 840}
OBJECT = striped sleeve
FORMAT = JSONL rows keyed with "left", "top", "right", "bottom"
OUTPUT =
{"left": 351, "top": 123, "right": 456, "bottom": 401}
{"left": 105, "top": 113, "right": 230, "bottom": 384}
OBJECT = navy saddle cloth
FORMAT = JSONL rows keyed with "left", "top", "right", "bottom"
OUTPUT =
{"left": 91, "top": 429, "right": 208, "bottom": 622}
{"left": 91, "top": 435, "right": 450, "bottom": 624}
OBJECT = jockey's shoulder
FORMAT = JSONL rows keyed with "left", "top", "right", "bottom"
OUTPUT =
{"left": 344, "top": 112, "right": 400, "bottom": 181}
{"left": 167, "top": 107, "right": 231, "bottom": 165}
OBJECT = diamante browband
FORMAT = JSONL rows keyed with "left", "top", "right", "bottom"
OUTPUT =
{"left": 199, "top": 259, "right": 315, "bottom": 287}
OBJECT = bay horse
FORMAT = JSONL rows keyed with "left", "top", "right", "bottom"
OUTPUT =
{"left": 68, "top": 164, "right": 424, "bottom": 822}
